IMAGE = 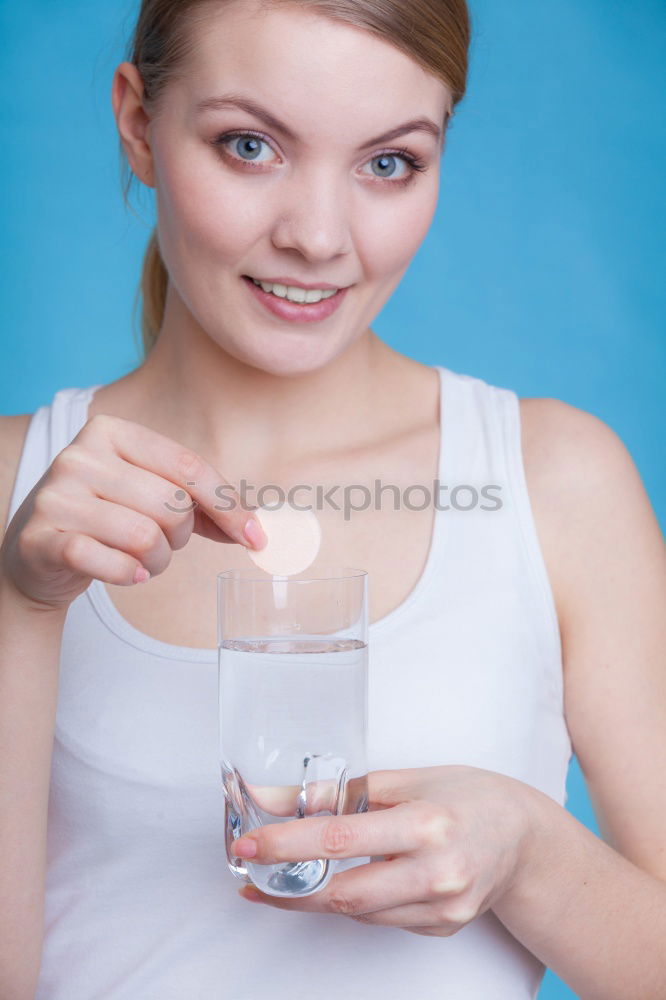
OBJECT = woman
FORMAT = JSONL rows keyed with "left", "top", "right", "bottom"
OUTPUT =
{"left": 1, "top": 1, "right": 664, "bottom": 998}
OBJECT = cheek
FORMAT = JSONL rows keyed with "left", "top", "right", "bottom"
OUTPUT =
{"left": 154, "top": 147, "right": 264, "bottom": 279}
{"left": 352, "top": 183, "right": 439, "bottom": 280}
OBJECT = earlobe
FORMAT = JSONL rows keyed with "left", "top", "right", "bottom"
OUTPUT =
{"left": 112, "top": 61, "right": 155, "bottom": 188}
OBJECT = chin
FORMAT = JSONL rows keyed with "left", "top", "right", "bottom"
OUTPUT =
{"left": 225, "top": 333, "right": 346, "bottom": 378}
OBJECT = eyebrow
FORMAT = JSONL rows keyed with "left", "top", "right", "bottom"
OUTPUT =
{"left": 195, "top": 94, "right": 443, "bottom": 148}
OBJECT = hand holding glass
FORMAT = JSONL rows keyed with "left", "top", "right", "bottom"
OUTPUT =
{"left": 217, "top": 568, "right": 369, "bottom": 898}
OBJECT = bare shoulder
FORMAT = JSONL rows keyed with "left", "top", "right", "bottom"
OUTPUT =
{"left": 0, "top": 413, "right": 33, "bottom": 536}
{"left": 517, "top": 396, "right": 660, "bottom": 615}
{"left": 518, "top": 395, "right": 639, "bottom": 493}
{"left": 519, "top": 396, "right": 666, "bottom": 879}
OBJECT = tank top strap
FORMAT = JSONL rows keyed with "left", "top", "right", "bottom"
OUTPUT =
{"left": 50, "top": 384, "right": 102, "bottom": 458}
{"left": 5, "top": 385, "right": 102, "bottom": 531}
{"left": 435, "top": 365, "right": 514, "bottom": 485}
{"left": 434, "top": 365, "right": 560, "bottom": 659}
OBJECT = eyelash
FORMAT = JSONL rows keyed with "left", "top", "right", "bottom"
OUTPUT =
{"left": 211, "top": 129, "right": 428, "bottom": 187}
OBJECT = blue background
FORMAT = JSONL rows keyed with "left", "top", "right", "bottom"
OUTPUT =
{"left": 1, "top": 2, "right": 664, "bottom": 995}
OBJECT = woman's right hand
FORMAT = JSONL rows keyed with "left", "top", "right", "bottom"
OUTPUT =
{"left": 0, "top": 412, "right": 266, "bottom": 613}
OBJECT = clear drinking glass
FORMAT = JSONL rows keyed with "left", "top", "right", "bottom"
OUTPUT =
{"left": 217, "top": 567, "right": 369, "bottom": 898}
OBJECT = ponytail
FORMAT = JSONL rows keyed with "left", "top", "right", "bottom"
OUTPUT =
{"left": 139, "top": 228, "right": 168, "bottom": 356}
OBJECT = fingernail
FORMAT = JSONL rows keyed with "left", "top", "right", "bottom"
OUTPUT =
{"left": 243, "top": 517, "right": 267, "bottom": 550}
{"left": 233, "top": 838, "right": 257, "bottom": 858}
{"left": 133, "top": 566, "right": 150, "bottom": 584}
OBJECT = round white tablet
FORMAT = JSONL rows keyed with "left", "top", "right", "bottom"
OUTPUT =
{"left": 246, "top": 503, "right": 322, "bottom": 577}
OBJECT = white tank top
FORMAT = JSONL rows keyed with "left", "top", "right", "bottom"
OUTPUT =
{"left": 6, "top": 365, "right": 572, "bottom": 1000}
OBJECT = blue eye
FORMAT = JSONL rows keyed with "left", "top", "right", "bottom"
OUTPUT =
{"left": 234, "top": 136, "right": 263, "bottom": 160}
{"left": 366, "top": 154, "right": 405, "bottom": 180}
{"left": 215, "top": 131, "right": 277, "bottom": 164}
{"left": 361, "top": 149, "right": 428, "bottom": 186}
{"left": 212, "top": 130, "right": 427, "bottom": 187}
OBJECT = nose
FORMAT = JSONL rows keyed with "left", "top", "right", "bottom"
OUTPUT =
{"left": 269, "top": 165, "right": 353, "bottom": 263}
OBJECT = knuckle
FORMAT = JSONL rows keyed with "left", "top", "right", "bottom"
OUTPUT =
{"left": 437, "top": 898, "right": 478, "bottom": 927}
{"left": 52, "top": 445, "right": 86, "bottom": 477}
{"left": 425, "top": 864, "right": 457, "bottom": 900}
{"left": 127, "top": 517, "right": 162, "bottom": 554}
{"left": 427, "top": 853, "right": 472, "bottom": 897}
{"left": 434, "top": 902, "right": 456, "bottom": 925}
{"left": 447, "top": 852, "right": 473, "bottom": 891}
{"left": 84, "top": 413, "right": 115, "bottom": 437}
{"left": 321, "top": 818, "right": 354, "bottom": 857}
{"left": 327, "top": 892, "right": 362, "bottom": 917}
{"left": 60, "top": 533, "right": 87, "bottom": 568}
{"left": 32, "top": 486, "right": 61, "bottom": 520}
{"left": 175, "top": 449, "right": 204, "bottom": 483}
{"left": 164, "top": 511, "right": 194, "bottom": 550}
{"left": 415, "top": 802, "right": 451, "bottom": 851}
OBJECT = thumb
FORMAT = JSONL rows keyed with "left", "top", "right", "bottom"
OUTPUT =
{"left": 367, "top": 768, "right": 417, "bottom": 808}
{"left": 191, "top": 507, "right": 238, "bottom": 544}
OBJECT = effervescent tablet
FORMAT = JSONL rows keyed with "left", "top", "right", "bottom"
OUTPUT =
{"left": 246, "top": 503, "right": 321, "bottom": 577}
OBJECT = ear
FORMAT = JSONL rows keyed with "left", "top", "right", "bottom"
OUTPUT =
{"left": 112, "top": 61, "right": 155, "bottom": 188}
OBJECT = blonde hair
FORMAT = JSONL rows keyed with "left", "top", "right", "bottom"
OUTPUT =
{"left": 121, "top": 0, "right": 472, "bottom": 356}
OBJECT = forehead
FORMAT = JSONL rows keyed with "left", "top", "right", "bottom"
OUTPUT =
{"left": 178, "top": 1, "right": 450, "bottom": 123}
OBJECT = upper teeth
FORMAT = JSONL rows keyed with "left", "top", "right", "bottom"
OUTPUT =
{"left": 251, "top": 277, "right": 338, "bottom": 304}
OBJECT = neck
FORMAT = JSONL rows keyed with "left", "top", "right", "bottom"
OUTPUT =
{"left": 124, "top": 291, "right": 402, "bottom": 477}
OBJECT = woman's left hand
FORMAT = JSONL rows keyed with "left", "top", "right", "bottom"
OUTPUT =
{"left": 232, "top": 764, "right": 538, "bottom": 936}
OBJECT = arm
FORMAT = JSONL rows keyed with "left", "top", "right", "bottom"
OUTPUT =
{"left": 0, "top": 413, "right": 67, "bottom": 999}
{"left": 0, "top": 408, "right": 268, "bottom": 999}
{"left": 493, "top": 398, "right": 666, "bottom": 999}
{"left": 493, "top": 783, "right": 666, "bottom": 1000}
{"left": 0, "top": 578, "right": 67, "bottom": 1000}
{"left": 223, "top": 398, "right": 666, "bottom": 1000}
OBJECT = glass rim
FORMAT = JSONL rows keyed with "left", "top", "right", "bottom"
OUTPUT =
{"left": 217, "top": 566, "right": 367, "bottom": 584}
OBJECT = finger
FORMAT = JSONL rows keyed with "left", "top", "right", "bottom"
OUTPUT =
{"left": 367, "top": 767, "right": 447, "bottom": 808}
{"left": 50, "top": 446, "right": 203, "bottom": 551}
{"left": 352, "top": 903, "right": 466, "bottom": 937}
{"left": 246, "top": 774, "right": 354, "bottom": 817}
{"left": 79, "top": 495, "right": 175, "bottom": 578}
{"left": 246, "top": 889, "right": 472, "bottom": 934}
{"left": 61, "top": 452, "right": 198, "bottom": 551}
{"left": 405, "top": 925, "right": 458, "bottom": 936}
{"left": 237, "top": 856, "right": 472, "bottom": 934}
{"left": 37, "top": 492, "right": 174, "bottom": 579}
{"left": 83, "top": 456, "right": 236, "bottom": 548}
{"left": 80, "top": 414, "right": 266, "bottom": 549}
{"left": 232, "top": 800, "right": 438, "bottom": 863}
{"left": 351, "top": 896, "right": 476, "bottom": 932}
{"left": 38, "top": 530, "right": 148, "bottom": 587}
{"left": 239, "top": 856, "right": 430, "bottom": 915}
{"left": 191, "top": 505, "right": 240, "bottom": 544}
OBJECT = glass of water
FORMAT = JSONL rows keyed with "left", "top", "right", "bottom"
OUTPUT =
{"left": 217, "top": 567, "right": 369, "bottom": 898}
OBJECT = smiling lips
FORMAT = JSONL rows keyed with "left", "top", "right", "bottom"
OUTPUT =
{"left": 248, "top": 277, "right": 338, "bottom": 304}
{"left": 242, "top": 274, "right": 349, "bottom": 322}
